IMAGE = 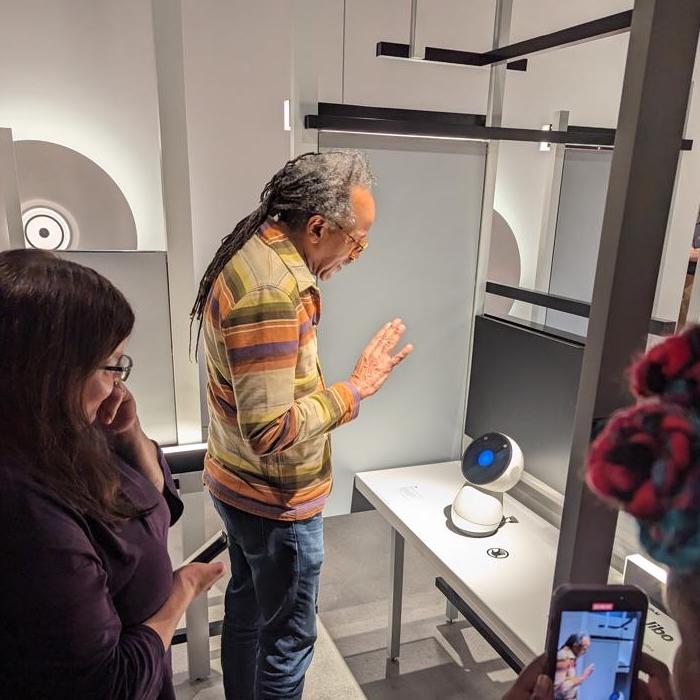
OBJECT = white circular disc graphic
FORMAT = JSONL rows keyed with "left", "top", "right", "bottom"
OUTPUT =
{"left": 22, "top": 207, "right": 71, "bottom": 250}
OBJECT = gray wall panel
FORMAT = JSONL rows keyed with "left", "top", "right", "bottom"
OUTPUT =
{"left": 318, "top": 133, "right": 485, "bottom": 515}
{"left": 60, "top": 251, "right": 177, "bottom": 445}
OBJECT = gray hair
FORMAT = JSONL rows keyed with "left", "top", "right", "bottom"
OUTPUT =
{"left": 192, "top": 150, "right": 374, "bottom": 330}
{"left": 269, "top": 150, "right": 375, "bottom": 229}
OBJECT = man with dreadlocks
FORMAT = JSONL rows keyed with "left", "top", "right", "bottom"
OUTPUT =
{"left": 191, "top": 151, "right": 412, "bottom": 699}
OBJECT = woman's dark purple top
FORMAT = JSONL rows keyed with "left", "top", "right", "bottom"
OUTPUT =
{"left": 0, "top": 447, "right": 184, "bottom": 699}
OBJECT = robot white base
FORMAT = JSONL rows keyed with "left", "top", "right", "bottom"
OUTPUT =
{"left": 450, "top": 485, "right": 503, "bottom": 537}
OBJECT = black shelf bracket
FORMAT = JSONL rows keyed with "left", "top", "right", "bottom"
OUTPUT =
{"left": 376, "top": 41, "right": 528, "bottom": 71}
{"left": 485, "top": 282, "right": 677, "bottom": 336}
{"left": 377, "top": 11, "right": 632, "bottom": 68}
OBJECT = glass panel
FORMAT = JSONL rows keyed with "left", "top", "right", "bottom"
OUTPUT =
{"left": 546, "top": 148, "right": 613, "bottom": 337}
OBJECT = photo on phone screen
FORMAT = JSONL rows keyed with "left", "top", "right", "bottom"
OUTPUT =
{"left": 553, "top": 609, "right": 642, "bottom": 700}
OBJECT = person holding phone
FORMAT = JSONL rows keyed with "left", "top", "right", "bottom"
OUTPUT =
{"left": 554, "top": 633, "right": 594, "bottom": 699}
{"left": 0, "top": 250, "right": 225, "bottom": 700}
{"left": 504, "top": 326, "right": 700, "bottom": 700}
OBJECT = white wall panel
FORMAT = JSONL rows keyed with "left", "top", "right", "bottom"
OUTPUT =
{"left": 182, "top": 0, "right": 293, "bottom": 281}
{"left": 342, "top": 0, "right": 491, "bottom": 113}
{"left": 0, "top": 0, "right": 165, "bottom": 250}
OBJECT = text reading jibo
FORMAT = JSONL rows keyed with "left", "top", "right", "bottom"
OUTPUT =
{"left": 646, "top": 621, "right": 674, "bottom": 642}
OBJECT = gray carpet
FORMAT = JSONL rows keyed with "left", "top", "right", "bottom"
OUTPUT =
{"left": 171, "top": 504, "right": 514, "bottom": 699}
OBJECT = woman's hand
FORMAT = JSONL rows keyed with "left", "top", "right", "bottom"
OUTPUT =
{"left": 174, "top": 562, "right": 227, "bottom": 598}
{"left": 145, "top": 562, "right": 226, "bottom": 650}
{"left": 98, "top": 382, "right": 164, "bottom": 491}
{"left": 97, "top": 381, "right": 141, "bottom": 450}
{"left": 502, "top": 656, "right": 553, "bottom": 700}
{"left": 349, "top": 319, "right": 413, "bottom": 399}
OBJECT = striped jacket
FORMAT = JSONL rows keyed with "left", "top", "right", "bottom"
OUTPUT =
{"left": 202, "top": 224, "right": 361, "bottom": 520}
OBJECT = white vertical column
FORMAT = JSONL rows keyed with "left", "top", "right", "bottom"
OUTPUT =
{"left": 151, "top": 0, "right": 202, "bottom": 446}
{"left": 290, "top": 0, "right": 343, "bottom": 159}
{"left": 462, "top": 0, "right": 512, "bottom": 450}
{"left": 0, "top": 128, "right": 24, "bottom": 250}
{"left": 472, "top": 0, "right": 512, "bottom": 318}
{"left": 408, "top": 0, "right": 420, "bottom": 59}
{"left": 532, "top": 109, "right": 570, "bottom": 325}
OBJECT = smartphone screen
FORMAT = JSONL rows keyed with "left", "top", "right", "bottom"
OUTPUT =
{"left": 552, "top": 607, "right": 643, "bottom": 700}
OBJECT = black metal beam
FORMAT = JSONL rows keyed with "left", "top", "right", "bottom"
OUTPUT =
{"left": 164, "top": 446, "right": 207, "bottom": 475}
{"left": 306, "top": 114, "right": 621, "bottom": 146}
{"left": 435, "top": 577, "right": 523, "bottom": 673}
{"left": 378, "top": 11, "right": 632, "bottom": 67}
{"left": 486, "top": 282, "right": 590, "bottom": 317}
{"left": 317, "top": 102, "right": 486, "bottom": 127}
{"left": 306, "top": 105, "right": 692, "bottom": 150}
{"left": 568, "top": 125, "right": 692, "bottom": 151}
{"left": 376, "top": 41, "right": 528, "bottom": 71}
{"left": 554, "top": 0, "right": 700, "bottom": 588}
{"left": 173, "top": 620, "right": 223, "bottom": 646}
{"left": 481, "top": 10, "right": 632, "bottom": 64}
{"left": 485, "top": 282, "right": 677, "bottom": 336}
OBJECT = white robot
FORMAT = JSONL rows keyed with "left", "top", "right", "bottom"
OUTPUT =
{"left": 451, "top": 432, "right": 524, "bottom": 537}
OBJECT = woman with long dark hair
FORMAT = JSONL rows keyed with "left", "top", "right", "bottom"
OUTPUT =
{"left": 0, "top": 250, "right": 224, "bottom": 699}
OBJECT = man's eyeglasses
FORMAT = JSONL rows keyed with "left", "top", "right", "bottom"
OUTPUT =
{"left": 343, "top": 230, "right": 369, "bottom": 262}
{"left": 102, "top": 354, "right": 133, "bottom": 382}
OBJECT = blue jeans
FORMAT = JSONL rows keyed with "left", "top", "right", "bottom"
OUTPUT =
{"left": 211, "top": 497, "right": 324, "bottom": 700}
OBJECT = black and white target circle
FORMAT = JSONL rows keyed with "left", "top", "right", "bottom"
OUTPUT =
{"left": 22, "top": 207, "right": 71, "bottom": 250}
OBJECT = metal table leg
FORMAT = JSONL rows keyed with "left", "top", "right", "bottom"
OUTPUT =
{"left": 446, "top": 599, "right": 459, "bottom": 623}
{"left": 179, "top": 471, "right": 211, "bottom": 681}
{"left": 388, "top": 527, "right": 405, "bottom": 661}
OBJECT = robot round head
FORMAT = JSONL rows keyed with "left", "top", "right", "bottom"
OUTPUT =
{"left": 461, "top": 432, "right": 524, "bottom": 493}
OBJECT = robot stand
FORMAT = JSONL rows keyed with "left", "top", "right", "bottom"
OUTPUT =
{"left": 451, "top": 484, "right": 504, "bottom": 537}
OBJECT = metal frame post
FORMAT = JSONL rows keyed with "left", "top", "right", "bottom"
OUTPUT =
{"left": 446, "top": 599, "right": 459, "bottom": 623}
{"left": 532, "top": 110, "right": 570, "bottom": 325}
{"left": 408, "top": 0, "right": 420, "bottom": 59}
{"left": 472, "top": 0, "right": 512, "bottom": 317}
{"left": 0, "top": 128, "right": 24, "bottom": 250}
{"left": 387, "top": 528, "right": 405, "bottom": 661}
{"left": 151, "top": 0, "right": 203, "bottom": 447}
{"left": 178, "top": 470, "right": 212, "bottom": 680}
{"left": 462, "top": 0, "right": 513, "bottom": 451}
{"left": 554, "top": 0, "right": 700, "bottom": 587}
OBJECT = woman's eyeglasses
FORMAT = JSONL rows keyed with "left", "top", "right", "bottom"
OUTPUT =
{"left": 102, "top": 354, "right": 133, "bottom": 382}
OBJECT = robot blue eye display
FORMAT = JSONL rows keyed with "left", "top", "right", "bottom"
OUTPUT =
{"left": 478, "top": 449, "right": 495, "bottom": 467}
{"left": 462, "top": 433, "right": 513, "bottom": 487}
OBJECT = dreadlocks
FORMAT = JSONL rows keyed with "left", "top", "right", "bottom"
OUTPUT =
{"left": 190, "top": 150, "right": 374, "bottom": 350}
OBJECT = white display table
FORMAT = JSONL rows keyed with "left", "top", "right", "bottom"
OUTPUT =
{"left": 355, "top": 461, "right": 680, "bottom": 670}
{"left": 355, "top": 461, "right": 557, "bottom": 667}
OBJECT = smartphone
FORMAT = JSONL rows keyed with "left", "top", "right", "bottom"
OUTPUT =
{"left": 544, "top": 585, "right": 648, "bottom": 700}
{"left": 181, "top": 530, "right": 228, "bottom": 566}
